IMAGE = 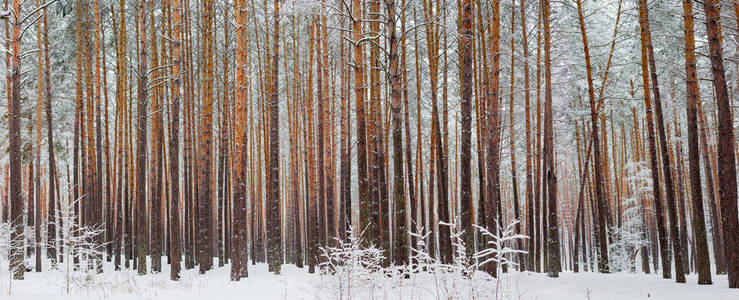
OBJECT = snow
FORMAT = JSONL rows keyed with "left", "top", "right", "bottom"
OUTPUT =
{"left": 2, "top": 261, "right": 738, "bottom": 299}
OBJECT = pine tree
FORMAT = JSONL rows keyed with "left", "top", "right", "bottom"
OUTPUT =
{"left": 702, "top": 0, "right": 739, "bottom": 288}
{"left": 231, "top": 0, "right": 249, "bottom": 281}
{"left": 198, "top": 0, "right": 216, "bottom": 274}
{"left": 136, "top": 0, "right": 150, "bottom": 276}
{"left": 169, "top": 0, "right": 184, "bottom": 281}
{"left": 458, "top": 0, "right": 474, "bottom": 261}
{"left": 8, "top": 0, "right": 24, "bottom": 281}
{"left": 681, "top": 0, "right": 711, "bottom": 284}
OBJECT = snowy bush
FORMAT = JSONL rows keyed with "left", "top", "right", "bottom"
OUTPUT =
{"left": 50, "top": 195, "right": 108, "bottom": 295}
{"left": 475, "top": 219, "right": 529, "bottom": 300}
{"left": 609, "top": 161, "right": 651, "bottom": 272}
{"left": 405, "top": 220, "right": 528, "bottom": 300}
{"left": 315, "top": 227, "right": 386, "bottom": 299}
{"left": 0, "top": 221, "right": 33, "bottom": 295}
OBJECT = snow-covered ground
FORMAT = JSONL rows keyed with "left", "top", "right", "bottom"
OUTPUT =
{"left": 2, "top": 261, "right": 737, "bottom": 299}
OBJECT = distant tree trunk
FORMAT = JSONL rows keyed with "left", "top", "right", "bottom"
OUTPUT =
{"left": 681, "top": 0, "right": 712, "bottom": 284}
{"left": 136, "top": 0, "right": 150, "bottom": 276}
{"left": 702, "top": 0, "right": 739, "bottom": 288}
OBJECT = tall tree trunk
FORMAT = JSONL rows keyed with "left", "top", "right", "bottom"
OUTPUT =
{"left": 638, "top": 0, "right": 685, "bottom": 282}
{"left": 339, "top": 3, "right": 352, "bottom": 241}
{"left": 542, "top": 0, "right": 560, "bottom": 277}
{"left": 42, "top": 3, "right": 57, "bottom": 265}
{"left": 8, "top": 0, "right": 23, "bottom": 280}
{"left": 354, "top": 0, "right": 372, "bottom": 245}
{"left": 458, "top": 0, "right": 474, "bottom": 260}
{"left": 636, "top": 0, "right": 671, "bottom": 279}
{"left": 681, "top": 0, "right": 711, "bottom": 284}
{"left": 387, "top": 0, "right": 408, "bottom": 266}
{"left": 696, "top": 98, "right": 724, "bottom": 274}
{"left": 484, "top": 0, "right": 502, "bottom": 274}
{"left": 575, "top": 0, "right": 608, "bottom": 273}
{"left": 149, "top": 5, "right": 163, "bottom": 273}
{"left": 400, "top": 0, "right": 414, "bottom": 256}
{"left": 169, "top": 0, "right": 183, "bottom": 281}
{"left": 267, "top": 0, "right": 283, "bottom": 274}
{"left": 520, "top": 0, "right": 535, "bottom": 272}
{"left": 231, "top": 0, "right": 250, "bottom": 280}
{"left": 508, "top": 2, "right": 523, "bottom": 268}
{"left": 34, "top": 0, "right": 44, "bottom": 272}
{"left": 198, "top": 0, "right": 216, "bottom": 274}
{"left": 702, "top": 0, "right": 739, "bottom": 288}
{"left": 135, "top": 0, "right": 150, "bottom": 276}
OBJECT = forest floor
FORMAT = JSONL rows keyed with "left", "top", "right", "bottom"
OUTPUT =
{"left": 1, "top": 260, "right": 738, "bottom": 299}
